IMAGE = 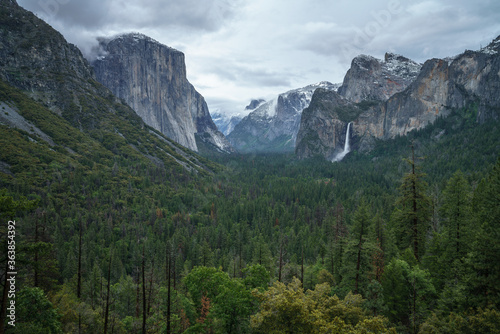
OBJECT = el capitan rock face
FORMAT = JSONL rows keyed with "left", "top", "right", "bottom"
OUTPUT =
{"left": 0, "top": 0, "right": 216, "bottom": 173}
{"left": 92, "top": 33, "right": 233, "bottom": 153}
{"left": 296, "top": 38, "right": 500, "bottom": 160}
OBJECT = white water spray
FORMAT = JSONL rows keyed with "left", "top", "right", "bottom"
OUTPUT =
{"left": 332, "top": 122, "right": 352, "bottom": 162}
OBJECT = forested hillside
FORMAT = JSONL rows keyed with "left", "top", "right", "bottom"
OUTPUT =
{"left": 1, "top": 77, "right": 499, "bottom": 333}
{"left": 1, "top": 2, "right": 500, "bottom": 333}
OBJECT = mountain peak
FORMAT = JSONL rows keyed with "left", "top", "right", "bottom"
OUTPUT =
{"left": 480, "top": 35, "right": 500, "bottom": 55}
{"left": 339, "top": 52, "right": 421, "bottom": 102}
{"left": 1, "top": 0, "right": 18, "bottom": 7}
{"left": 385, "top": 52, "right": 411, "bottom": 63}
{"left": 110, "top": 32, "right": 159, "bottom": 44}
{"left": 93, "top": 32, "right": 232, "bottom": 153}
{"left": 245, "top": 99, "right": 266, "bottom": 110}
{"left": 98, "top": 32, "right": 180, "bottom": 54}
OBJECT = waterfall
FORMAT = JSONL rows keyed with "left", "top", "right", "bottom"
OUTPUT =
{"left": 332, "top": 122, "right": 352, "bottom": 162}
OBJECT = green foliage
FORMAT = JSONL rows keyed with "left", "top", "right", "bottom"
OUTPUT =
{"left": 13, "top": 287, "right": 62, "bottom": 333}
{"left": 306, "top": 88, "right": 379, "bottom": 122}
{"left": 0, "top": 45, "right": 499, "bottom": 332}
{"left": 242, "top": 264, "right": 271, "bottom": 290}
{"left": 212, "top": 278, "right": 255, "bottom": 333}
{"left": 467, "top": 158, "right": 500, "bottom": 309}
{"left": 183, "top": 266, "right": 231, "bottom": 310}
{"left": 391, "top": 156, "right": 432, "bottom": 261}
{"left": 381, "top": 258, "right": 436, "bottom": 332}
{"left": 419, "top": 308, "right": 500, "bottom": 334}
{"left": 0, "top": 189, "right": 38, "bottom": 220}
{"left": 440, "top": 170, "right": 472, "bottom": 260}
{"left": 251, "top": 278, "right": 396, "bottom": 333}
{"left": 339, "top": 201, "right": 378, "bottom": 296}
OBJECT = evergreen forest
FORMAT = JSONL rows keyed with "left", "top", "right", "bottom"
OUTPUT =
{"left": 1, "top": 78, "right": 500, "bottom": 333}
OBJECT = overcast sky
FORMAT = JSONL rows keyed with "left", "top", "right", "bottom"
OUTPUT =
{"left": 18, "top": 0, "right": 500, "bottom": 116}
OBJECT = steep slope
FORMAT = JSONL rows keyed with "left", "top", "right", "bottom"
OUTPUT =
{"left": 295, "top": 89, "right": 378, "bottom": 160}
{"left": 211, "top": 99, "right": 265, "bottom": 136}
{"left": 228, "top": 82, "right": 339, "bottom": 152}
{"left": 92, "top": 33, "right": 233, "bottom": 153}
{"left": 338, "top": 53, "right": 422, "bottom": 102}
{"left": 0, "top": 0, "right": 218, "bottom": 176}
{"left": 211, "top": 112, "right": 240, "bottom": 136}
{"left": 296, "top": 38, "right": 500, "bottom": 160}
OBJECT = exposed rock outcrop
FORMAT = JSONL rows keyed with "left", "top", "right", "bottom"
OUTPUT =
{"left": 338, "top": 53, "right": 422, "bottom": 102}
{"left": 92, "top": 33, "right": 233, "bottom": 153}
{"left": 228, "top": 82, "right": 340, "bottom": 152}
{"left": 0, "top": 1, "right": 216, "bottom": 173}
{"left": 296, "top": 37, "right": 500, "bottom": 160}
{"left": 211, "top": 99, "right": 265, "bottom": 136}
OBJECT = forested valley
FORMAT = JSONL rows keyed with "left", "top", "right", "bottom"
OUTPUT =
{"left": 1, "top": 74, "right": 499, "bottom": 334}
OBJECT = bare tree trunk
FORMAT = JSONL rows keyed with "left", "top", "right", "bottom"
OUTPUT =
{"left": 135, "top": 269, "right": 140, "bottom": 318}
{"left": 301, "top": 246, "right": 304, "bottom": 285}
{"left": 411, "top": 143, "right": 419, "bottom": 261}
{"left": 142, "top": 245, "right": 146, "bottom": 334}
{"left": 34, "top": 217, "right": 39, "bottom": 287}
{"left": 166, "top": 243, "right": 172, "bottom": 334}
{"left": 104, "top": 251, "right": 112, "bottom": 334}
{"left": 77, "top": 220, "right": 82, "bottom": 299}
{"left": 147, "top": 258, "right": 154, "bottom": 316}
{"left": 278, "top": 239, "right": 283, "bottom": 283}
{"left": 355, "top": 244, "right": 361, "bottom": 294}
{"left": 77, "top": 220, "right": 82, "bottom": 334}
{"left": 0, "top": 262, "right": 9, "bottom": 334}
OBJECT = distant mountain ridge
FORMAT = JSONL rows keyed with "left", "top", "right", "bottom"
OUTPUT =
{"left": 211, "top": 99, "right": 267, "bottom": 136}
{"left": 295, "top": 36, "right": 500, "bottom": 160}
{"left": 228, "top": 82, "right": 340, "bottom": 152}
{"left": 92, "top": 33, "right": 233, "bottom": 153}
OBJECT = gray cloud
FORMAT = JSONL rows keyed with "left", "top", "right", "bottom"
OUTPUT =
{"left": 296, "top": 0, "right": 500, "bottom": 64}
{"left": 21, "top": 0, "right": 239, "bottom": 31}
{"left": 213, "top": 62, "right": 292, "bottom": 88}
{"left": 17, "top": 0, "right": 500, "bottom": 116}
{"left": 19, "top": 0, "right": 241, "bottom": 57}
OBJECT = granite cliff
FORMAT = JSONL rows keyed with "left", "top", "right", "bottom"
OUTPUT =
{"left": 228, "top": 82, "right": 339, "bottom": 152}
{"left": 211, "top": 99, "right": 265, "bottom": 136}
{"left": 338, "top": 52, "right": 421, "bottom": 102}
{"left": 92, "top": 33, "right": 233, "bottom": 153}
{"left": 0, "top": 0, "right": 216, "bottom": 173}
{"left": 296, "top": 37, "right": 500, "bottom": 160}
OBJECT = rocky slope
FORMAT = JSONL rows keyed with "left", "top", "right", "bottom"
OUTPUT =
{"left": 338, "top": 53, "right": 421, "bottom": 102}
{"left": 295, "top": 37, "right": 500, "bottom": 160}
{"left": 211, "top": 99, "right": 265, "bottom": 136}
{"left": 228, "top": 82, "right": 339, "bottom": 152}
{"left": 0, "top": 0, "right": 217, "bottom": 174}
{"left": 211, "top": 112, "right": 242, "bottom": 136}
{"left": 92, "top": 33, "right": 233, "bottom": 153}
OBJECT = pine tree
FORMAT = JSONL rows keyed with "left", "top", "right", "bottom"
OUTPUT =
{"left": 391, "top": 144, "right": 431, "bottom": 261}
{"left": 339, "top": 201, "right": 376, "bottom": 296}
{"left": 440, "top": 170, "right": 472, "bottom": 262}
{"left": 468, "top": 159, "right": 500, "bottom": 308}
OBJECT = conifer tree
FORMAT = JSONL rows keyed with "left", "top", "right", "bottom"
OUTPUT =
{"left": 440, "top": 170, "right": 472, "bottom": 262}
{"left": 468, "top": 159, "right": 500, "bottom": 308}
{"left": 340, "top": 201, "right": 376, "bottom": 296}
{"left": 391, "top": 144, "right": 431, "bottom": 261}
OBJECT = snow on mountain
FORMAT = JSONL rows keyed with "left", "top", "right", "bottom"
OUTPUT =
{"left": 480, "top": 35, "right": 500, "bottom": 55}
{"left": 227, "top": 81, "right": 340, "bottom": 152}
{"left": 338, "top": 53, "right": 422, "bottom": 102}
{"left": 211, "top": 111, "right": 243, "bottom": 136}
{"left": 211, "top": 99, "right": 266, "bottom": 136}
